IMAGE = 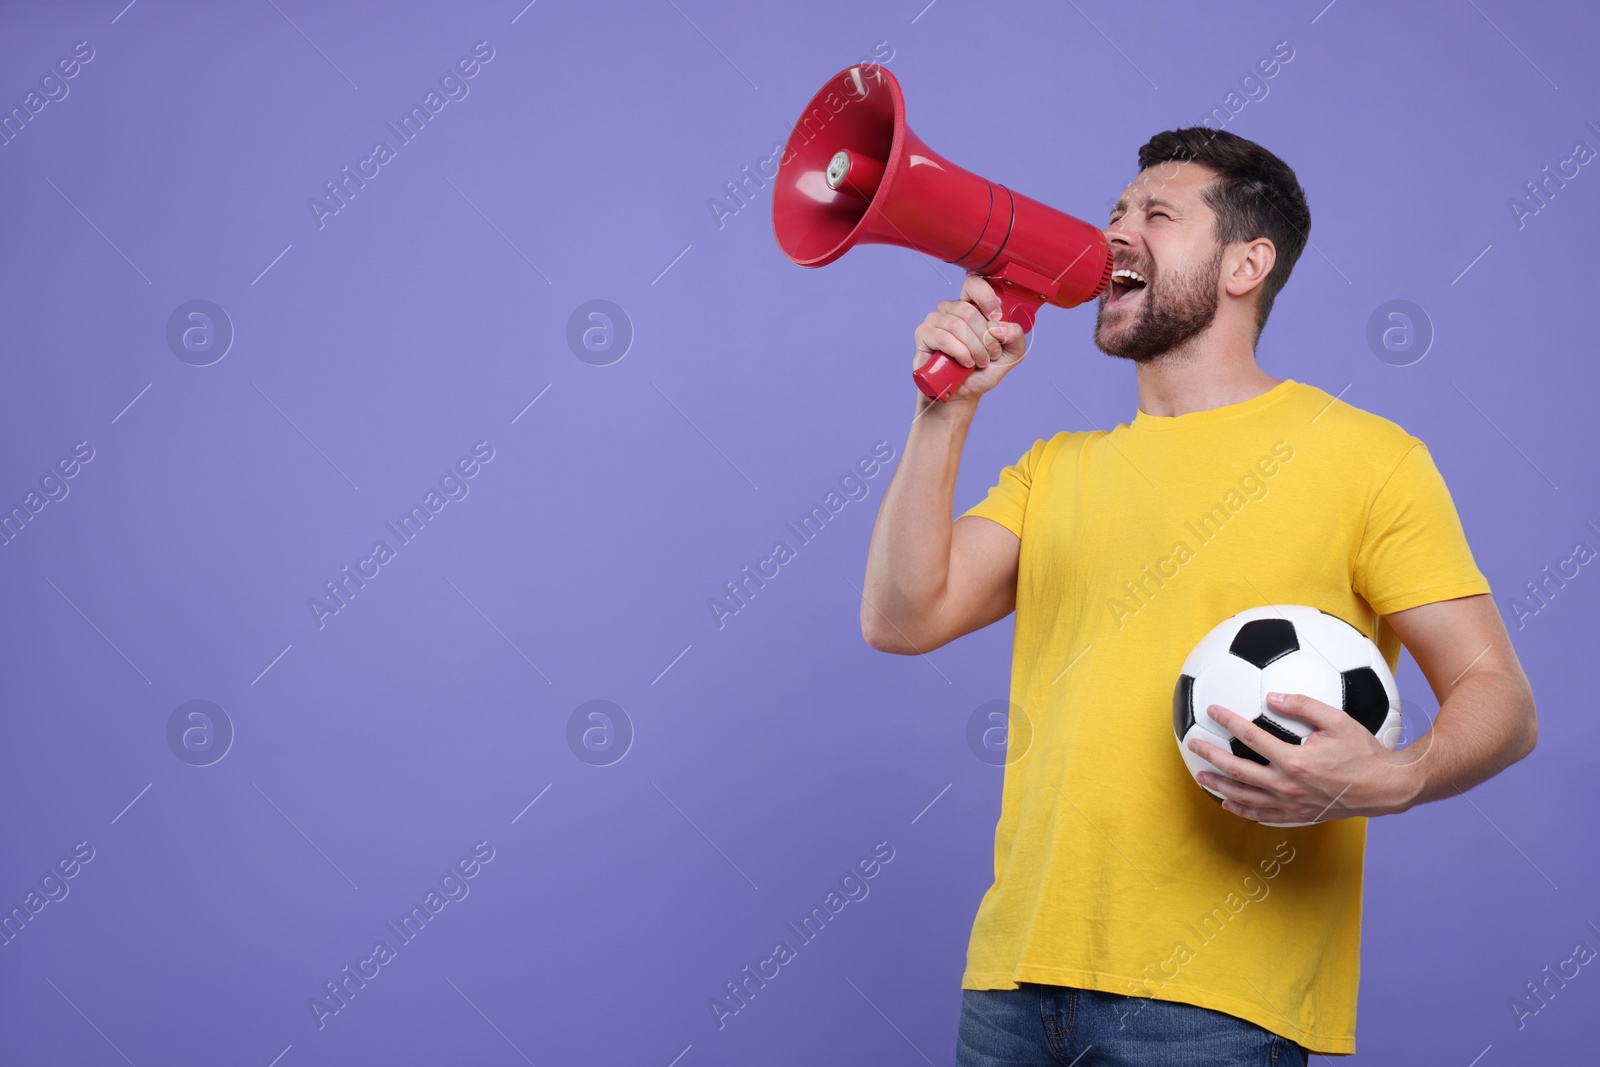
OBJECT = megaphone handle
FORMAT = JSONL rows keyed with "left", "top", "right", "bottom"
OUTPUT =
{"left": 912, "top": 285, "right": 1048, "bottom": 403}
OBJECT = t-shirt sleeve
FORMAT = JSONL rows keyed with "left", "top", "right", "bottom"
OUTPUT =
{"left": 959, "top": 438, "right": 1049, "bottom": 539}
{"left": 1352, "top": 441, "right": 1492, "bottom": 615}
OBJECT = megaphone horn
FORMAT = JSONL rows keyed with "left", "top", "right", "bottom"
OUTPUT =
{"left": 772, "top": 64, "right": 1113, "bottom": 403}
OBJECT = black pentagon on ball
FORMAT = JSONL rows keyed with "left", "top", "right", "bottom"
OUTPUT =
{"left": 1341, "top": 666, "right": 1390, "bottom": 735}
{"left": 1228, "top": 618, "right": 1299, "bottom": 669}
{"left": 1229, "top": 714, "right": 1303, "bottom": 766}
{"left": 1173, "top": 673, "right": 1196, "bottom": 740}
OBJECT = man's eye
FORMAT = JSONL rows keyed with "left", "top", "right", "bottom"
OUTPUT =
{"left": 1150, "top": 211, "right": 1170, "bottom": 219}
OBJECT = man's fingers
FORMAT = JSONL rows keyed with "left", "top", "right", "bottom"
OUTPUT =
{"left": 946, "top": 312, "right": 999, "bottom": 365}
{"left": 961, "top": 273, "right": 1001, "bottom": 319}
{"left": 987, "top": 320, "right": 1026, "bottom": 358}
{"left": 919, "top": 326, "right": 975, "bottom": 369}
{"left": 937, "top": 298, "right": 986, "bottom": 324}
{"left": 913, "top": 280, "right": 1028, "bottom": 398}
{"left": 1209, "top": 705, "right": 1300, "bottom": 764}
{"left": 923, "top": 309, "right": 996, "bottom": 368}
{"left": 1264, "top": 691, "right": 1341, "bottom": 731}
{"left": 937, "top": 300, "right": 998, "bottom": 352}
{"left": 943, "top": 286, "right": 1023, "bottom": 364}
{"left": 1198, "top": 769, "right": 1277, "bottom": 806}
{"left": 1188, "top": 734, "right": 1274, "bottom": 791}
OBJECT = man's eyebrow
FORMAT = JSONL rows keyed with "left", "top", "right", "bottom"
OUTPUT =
{"left": 1110, "top": 196, "right": 1182, "bottom": 214}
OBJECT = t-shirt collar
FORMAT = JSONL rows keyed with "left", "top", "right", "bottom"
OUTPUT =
{"left": 1130, "top": 378, "right": 1299, "bottom": 432}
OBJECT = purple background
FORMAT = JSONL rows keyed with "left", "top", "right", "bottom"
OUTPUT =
{"left": 2, "top": 0, "right": 1596, "bottom": 1062}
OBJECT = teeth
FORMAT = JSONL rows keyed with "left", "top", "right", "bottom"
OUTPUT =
{"left": 1112, "top": 268, "right": 1148, "bottom": 286}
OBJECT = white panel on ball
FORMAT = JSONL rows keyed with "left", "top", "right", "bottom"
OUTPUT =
{"left": 1258, "top": 650, "right": 1342, "bottom": 741}
{"left": 1188, "top": 652, "right": 1262, "bottom": 736}
{"left": 1299, "top": 611, "right": 1377, "bottom": 671}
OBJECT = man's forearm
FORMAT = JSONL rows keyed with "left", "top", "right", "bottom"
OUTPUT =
{"left": 1388, "top": 667, "right": 1538, "bottom": 812}
{"left": 860, "top": 396, "right": 977, "bottom": 644}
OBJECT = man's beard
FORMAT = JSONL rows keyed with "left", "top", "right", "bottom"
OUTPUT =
{"left": 1093, "top": 244, "right": 1225, "bottom": 363}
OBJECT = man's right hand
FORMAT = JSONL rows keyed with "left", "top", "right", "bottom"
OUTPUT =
{"left": 913, "top": 273, "right": 1029, "bottom": 406}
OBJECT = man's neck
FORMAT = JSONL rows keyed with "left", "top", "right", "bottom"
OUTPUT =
{"left": 1133, "top": 350, "right": 1282, "bottom": 419}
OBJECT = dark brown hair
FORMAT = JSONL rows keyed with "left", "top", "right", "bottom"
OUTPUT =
{"left": 1136, "top": 128, "right": 1311, "bottom": 337}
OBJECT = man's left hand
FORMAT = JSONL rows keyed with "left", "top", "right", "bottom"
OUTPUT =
{"left": 1187, "top": 691, "right": 1420, "bottom": 823}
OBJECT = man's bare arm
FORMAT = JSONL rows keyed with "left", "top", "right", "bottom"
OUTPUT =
{"left": 860, "top": 404, "right": 1020, "bottom": 653}
{"left": 1381, "top": 592, "right": 1538, "bottom": 809}
{"left": 860, "top": 275, "right": 1027, "bottom": 655}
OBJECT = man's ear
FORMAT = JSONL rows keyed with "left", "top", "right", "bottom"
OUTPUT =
{"left": 1224, "top": 238, "right": 1276, "bottom": 298}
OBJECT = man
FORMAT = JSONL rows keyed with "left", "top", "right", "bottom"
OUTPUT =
{"left": 859, "top": 127, "right": 1538, "bottom": 1063}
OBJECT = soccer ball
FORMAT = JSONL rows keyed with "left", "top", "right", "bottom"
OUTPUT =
{"left": 1172, "top": 604, "right": 1402, "bottom": 827}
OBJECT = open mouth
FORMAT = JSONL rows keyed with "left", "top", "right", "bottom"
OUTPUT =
{"left": 1108, "top": 267, "right": 1149, "bottom": 306}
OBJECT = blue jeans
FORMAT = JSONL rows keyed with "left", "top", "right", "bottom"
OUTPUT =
{"left": 957, "top": 983, "right": 1308, "bottom": 1066}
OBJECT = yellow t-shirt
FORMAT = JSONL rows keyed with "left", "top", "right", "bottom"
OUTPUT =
{"left": 958, "top": 377, "right": 1491, "bottom": 1055}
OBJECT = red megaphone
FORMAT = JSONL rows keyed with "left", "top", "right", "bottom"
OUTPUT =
{"left": 772, "top": 64, "right": 1113, "bottom": 403}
